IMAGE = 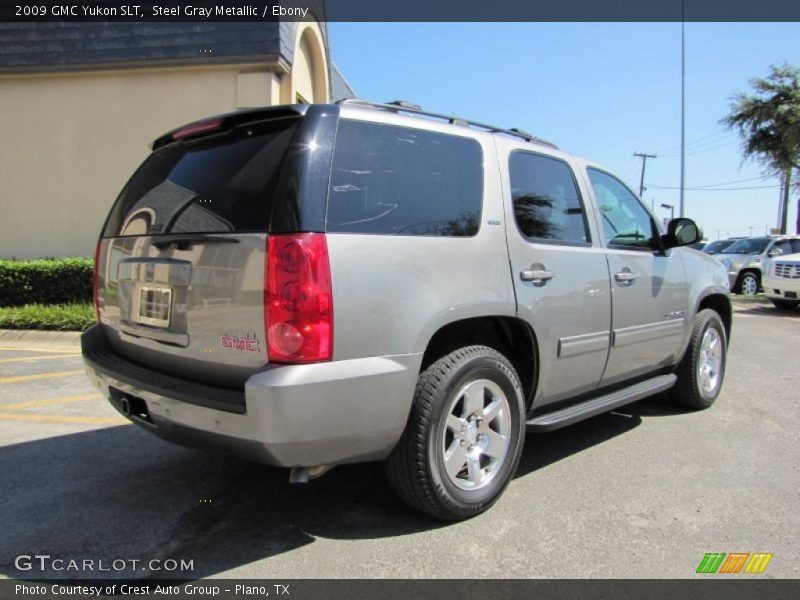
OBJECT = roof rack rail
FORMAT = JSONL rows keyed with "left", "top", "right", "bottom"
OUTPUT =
{"left": 336, "top": 99, "right": 558, "bottom": 149}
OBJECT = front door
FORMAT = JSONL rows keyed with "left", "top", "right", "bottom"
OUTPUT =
{"left": 585, "top": 168, "right": 688, "bottom": 385}
{"left": 502, "top": 148, "right": 612, "bottom": 406}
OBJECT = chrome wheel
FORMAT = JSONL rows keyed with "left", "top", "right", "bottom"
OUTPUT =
{"left": 441, "top": 378, "right": 511, "bottom": 491}
{"left": 740, "top": 273, "right": 758, "bottom": 296}
{"left": 697, "top": 328, "right": 723, "bottom": 395}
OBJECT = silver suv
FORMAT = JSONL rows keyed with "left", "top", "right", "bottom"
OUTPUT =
{"left": 83, "top": 100, "right": 732, "bottom": 520}
{"left": 715, "top": 236, "right": 800, "bottom": 295}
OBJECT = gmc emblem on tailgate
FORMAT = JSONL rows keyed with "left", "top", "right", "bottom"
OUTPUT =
{"left": 220, "top": 335, "right": 260, "bottom": 353}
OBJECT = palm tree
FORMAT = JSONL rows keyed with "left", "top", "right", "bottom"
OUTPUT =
{"left": 722, "top": 64, "right": 800, "bottom": 234}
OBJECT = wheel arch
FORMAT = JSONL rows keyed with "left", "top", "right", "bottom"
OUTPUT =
{"left": 697, "top": 292, "right": 732, "bottom": 340}
{"left": 420, "top": 316, "right": 539, "bottom": 411}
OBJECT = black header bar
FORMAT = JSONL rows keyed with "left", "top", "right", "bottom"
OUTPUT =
{"left": 2, "top": 0, "right": 800, "bottom": 22}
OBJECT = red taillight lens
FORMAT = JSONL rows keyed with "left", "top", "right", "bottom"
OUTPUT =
{"left": 93, "top": 239, "right": 102, "bottom": 322}
{"left": 266, "top": 233, "right": 333, "bottom": 363}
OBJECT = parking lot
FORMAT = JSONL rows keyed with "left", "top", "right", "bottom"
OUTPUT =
{"left": 1, "top": 300, "right": 798, "bottom": 579}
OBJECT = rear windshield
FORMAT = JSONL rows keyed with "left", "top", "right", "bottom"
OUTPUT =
{"left": 103, "top": 118, "right": 300, "bottom": 237}
{"left": 326, "top": 120, "right": 483, "bottom": 236}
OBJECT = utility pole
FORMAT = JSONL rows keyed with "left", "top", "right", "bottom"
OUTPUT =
{"left": 634, "top": 152, "right": 657, "bottom": 197}
{"left": 680, "top": 16, "right": 686, "bottom": 217}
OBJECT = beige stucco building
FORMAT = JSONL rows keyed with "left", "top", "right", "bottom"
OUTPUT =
{"left": 0, "top": 20, "right": 355, "bottom": 258}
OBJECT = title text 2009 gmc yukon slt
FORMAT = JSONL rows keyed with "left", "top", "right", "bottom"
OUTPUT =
{"left": 83, "top": 100, "right": 731, "bottom": 520}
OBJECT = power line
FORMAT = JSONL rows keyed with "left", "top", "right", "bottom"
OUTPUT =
{"left": 646, "top": 184, "right": 780, "bottom": 191}
{"left": 681, "top": 175, "right": 771, "bottom": 188}
{"left": 660, "top": 137, "right": 739, "bottom": 158}
{"left": 653, "top": 129, "right": 735, "bottom": 155}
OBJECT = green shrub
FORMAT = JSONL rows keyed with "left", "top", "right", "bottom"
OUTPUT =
{"left": 0, "top": 303, "right": 95, "bottom": 331}
{"left": 0, "top": 258, "right": 93, "bottom": 307}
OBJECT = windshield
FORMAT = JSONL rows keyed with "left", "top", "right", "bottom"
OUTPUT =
{"left": 724, "top": 238, "right": 771, "bottom": 255}
{"left": 703, "top": 240, "right": 734, "bottom": 254}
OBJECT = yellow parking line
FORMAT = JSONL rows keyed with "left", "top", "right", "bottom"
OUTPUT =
{"left": 0, "top": 346, "right": 79, "bottom": 354}
{"left": 0, "top": 369, "right": 84, "bottom": 384}
{"left": 0, "top": 354, "right": 80, "bottom": 364}
{"left": 0, "top": 393, "right": 102, "bottom": 412}
{"left": 0, "top": 412, "right": 128, "bottom": 425}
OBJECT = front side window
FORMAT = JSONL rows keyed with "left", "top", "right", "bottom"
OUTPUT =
{"left": 588, "top": 168, "right": 655, "bottom": 249}
{"left": 770, "top": 239, "right": 800, "bottom": 256}
{"left": 326, "top": 120, "right": 483, "bottom": 236}
{"left": 509, "top": 152, "right": 591, "bottom": 245}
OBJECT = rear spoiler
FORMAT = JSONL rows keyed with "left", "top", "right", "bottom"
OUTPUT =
{"left": 151, "top": 104, "right": 311, "bottom": 151}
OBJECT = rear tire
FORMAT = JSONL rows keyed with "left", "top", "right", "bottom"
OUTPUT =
{"left": 385, "top": 345, "right": 525, "bottom": 521}
{"left": 669, "top": 309, "right": 727, "bottom": 410}
{"left": 737, "top": 271, "right": 760, "bottom": 296}
{"left": 770, "top": 298, "right": 799, "bottom": 310}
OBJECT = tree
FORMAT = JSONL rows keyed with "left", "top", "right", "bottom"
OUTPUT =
{"left": 722, "top": 64, "right": 800, "bottom": 234}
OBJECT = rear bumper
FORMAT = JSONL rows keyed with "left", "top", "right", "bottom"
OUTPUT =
{"left": 81, "top": 325, "right": 421, "bottom": 467}
{"left": 762, "top": 275, "right": 800, "bottom": 299}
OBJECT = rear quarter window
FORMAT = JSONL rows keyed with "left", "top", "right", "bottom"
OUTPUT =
{"left": 326, "top": 120, "right": 483, "bottom": 236}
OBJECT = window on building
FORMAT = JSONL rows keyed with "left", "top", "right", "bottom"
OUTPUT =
{"left": 509, "top": 152, "right": 591, "bottom": 245}
{"left": 326, "top": 120, "right": 483, "bottom": 236}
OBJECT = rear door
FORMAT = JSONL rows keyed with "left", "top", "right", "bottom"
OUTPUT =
{"left": 583, "top": 167, "right": 688, "bottom": 385}
{"left": 96, "top": 114, "right": 308, "bottom": 387}
{"left": 500, "top": 143, "right": 612, "bottom": 406}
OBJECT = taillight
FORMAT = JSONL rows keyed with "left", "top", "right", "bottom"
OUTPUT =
{"left": 93, "top": 239, "right": 102, "bottom": 322}
{"left": 266, "top": 233, "right": 333, "bottom": 363}
{"left": 172, "top": 118, "right": 224, "bottom": 140}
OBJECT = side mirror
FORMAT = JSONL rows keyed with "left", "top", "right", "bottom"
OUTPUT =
{"left": 768, "top": 248, "right": 783, "bottom": 258}
{"left": 663, "top": 218, "right": 702, "bottom": 249}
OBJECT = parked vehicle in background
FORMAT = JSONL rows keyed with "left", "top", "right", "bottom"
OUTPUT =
{"left": 763, "top": 248, "right": 800, "bottom": 309}
{"left": 715, "top": 236, "right": 800, "bottom": 296}
{"left": 702, "top": 238, "right": 740, "bottom": 255}
{"left": 82, "top": 100, "right": 731, "bottom": 520}
{"left": 689, "top": 241, "right": 707, "bottom": 251}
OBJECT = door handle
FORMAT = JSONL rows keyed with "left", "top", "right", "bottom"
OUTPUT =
{"left": 520, "top": 263, "right": 555, "bottom": 286}
{"left": 614, "top": 269, "right": 640, "bottom": 284}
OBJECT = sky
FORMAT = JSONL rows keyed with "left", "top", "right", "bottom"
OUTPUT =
{"left": 329, "top": 22, "right": 799, "bottom": 240}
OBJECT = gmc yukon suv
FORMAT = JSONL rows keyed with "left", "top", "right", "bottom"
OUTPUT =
{"left": 83, "top": 100, "right": 731, "bottom": 520}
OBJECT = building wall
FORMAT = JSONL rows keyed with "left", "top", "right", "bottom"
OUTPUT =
{"left": 0, "top": 24, "right": 338, "bottom": 259}
{"left": 1, "top": 66, "right": 259, "bottom": 258}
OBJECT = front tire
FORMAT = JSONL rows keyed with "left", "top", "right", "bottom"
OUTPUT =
{"left": 669, "top": 309, "right": 727, "bottom": 410}
{"left": 737, "top": 271, "right": 760, "bottom": 296}
{"left": 385, "top": 345, "right": 525, "bottom": 521}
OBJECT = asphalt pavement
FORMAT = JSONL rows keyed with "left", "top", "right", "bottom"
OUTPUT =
{"left": 1, "top": 300, "right": 798, "bottom": 579}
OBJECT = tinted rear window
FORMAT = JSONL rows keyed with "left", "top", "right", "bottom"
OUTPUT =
{"left": 509, "top": 151, "right": 591, "bottom": 245}
{"left": 326, "top": 120, "right": 483, "bottom": 236}
{"left": 103, "top": 118, "right": 300, "bottom": 237}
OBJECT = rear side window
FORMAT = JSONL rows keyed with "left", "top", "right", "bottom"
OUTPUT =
{"left": 326, "top": 120, "right": 483, "bottom": 236}
{"left": 103, "top": 118, "right": 300, "bottom": 237}
{"left": 509, "top": 151, "right": 591, "bottom": 245}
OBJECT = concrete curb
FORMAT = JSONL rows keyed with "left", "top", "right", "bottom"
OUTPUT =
{"left": 0, "top": 329, "right": 82, "bottom": 350}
